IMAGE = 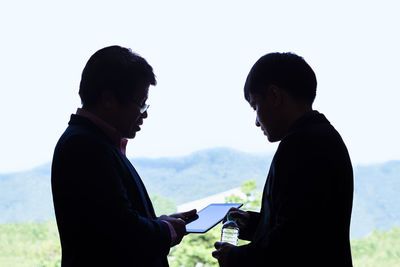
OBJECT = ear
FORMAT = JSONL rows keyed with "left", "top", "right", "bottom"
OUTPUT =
{"left": 268, "top": 85, "right": 283, "bottom": 107}
{"left": 100, "top": 90, "right": 117, "bottom": 109}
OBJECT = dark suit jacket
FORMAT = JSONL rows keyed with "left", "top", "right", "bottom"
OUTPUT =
{"left": 229, "top": 111, "right": 354, "bottom": 267}
{"left": 51, "top": 115, "right": 171, "bottom": 267}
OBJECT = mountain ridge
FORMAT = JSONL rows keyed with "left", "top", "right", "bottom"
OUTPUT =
{"left": 0, "top": 147, "right": 399, "bottom": 238}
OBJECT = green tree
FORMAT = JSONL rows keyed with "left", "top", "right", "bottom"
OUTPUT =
{"left": 1, "top": 180, "right": 399, "bottom": 266}
{"left": 225, "top": 179, "right": 262, "bottom": 211}
{"left": 0, "top": 221, "right": 61, "bottom": 267}
{"left": 351, "top": 227, "right": 400, "bottom": 267}
{"left": 168, "top": 180, "right": 262, "bottom": 266}
{"left": 169, "top": 226, "right": 221, "bottom": 267}
{"left": 150, "top": 194, "right": 177, "bottom": 216}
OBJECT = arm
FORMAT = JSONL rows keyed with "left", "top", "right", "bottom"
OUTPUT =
{"left": 52, "top": 134, "right": 171, "bottom": 257}
{"left": 225, "top": 138, "right": 333, "bottom": 266}
{"left": 228, "top": 209, "right": 260, "bottom": 241}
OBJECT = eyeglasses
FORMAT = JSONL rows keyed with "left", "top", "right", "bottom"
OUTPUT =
{"left": 139, "top": 103, "right": 149, "bottom": 114}
{"left": 132, "top": 100, "right": 149, "bottom": 114}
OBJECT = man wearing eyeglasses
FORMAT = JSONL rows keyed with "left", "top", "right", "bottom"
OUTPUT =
{"left": 51, "top": 45, "right": 195, "bottom": 267}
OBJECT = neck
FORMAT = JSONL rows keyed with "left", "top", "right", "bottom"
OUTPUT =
{"left": 83, "top": 106, "right": 116, "bottom": 129}
{"left": 290, "top": 104, "right": 313, "bottom": 124}
{"left": 77, "top": 107, "right": 123, "bottom": 146}
{"left": 281, "top": 103, "right": 313, "bottom": 137}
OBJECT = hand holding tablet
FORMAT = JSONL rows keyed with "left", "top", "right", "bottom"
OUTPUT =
{"left": 185, "top": 203, "right": 243, "bottom": 233}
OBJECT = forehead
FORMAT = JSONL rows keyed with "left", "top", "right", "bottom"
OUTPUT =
{"left": 132, "top": 84, "right": 149, "bottom": 100}
{"left": 248, "top": 93, "right": 260, "bottom": 107}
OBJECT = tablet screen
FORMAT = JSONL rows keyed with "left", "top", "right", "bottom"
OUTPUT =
{"left": 186, "top": 203, "right": 243, "bottom": 233}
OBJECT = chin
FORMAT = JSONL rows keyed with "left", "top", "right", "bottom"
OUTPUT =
{"left": 266, "top": 134, "right": 279, "bottom": 143}
{"left": 127, "top": 132, "right": 137, "bottom": 139}
{"left": 122, "top": 129, "right": 136, "bottom": 139}
{"left": 125, "top": 126, "right": 140, "bottom": 139}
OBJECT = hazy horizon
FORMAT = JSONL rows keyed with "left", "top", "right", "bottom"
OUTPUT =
{"left": 1, "top": 146, "right": 399, "bottom": 175}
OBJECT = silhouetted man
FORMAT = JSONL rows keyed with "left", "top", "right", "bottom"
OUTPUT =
{"left": 212, "top": 53, "right": 354, "bottom": 267}
{"left": 51, "top": 45, "right": 195, "bottom": 267}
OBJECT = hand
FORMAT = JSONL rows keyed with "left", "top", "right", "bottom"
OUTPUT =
{"left": 169, "top": 209, "right": 197, "bottom": 222}
{"left": 158, "top": 215, "right": 186, "bottom": 246}
{"left": 212, "top": 242, "right": 234, "bottom": 267}
{"left": 226, "top": 208, "right": 250, "bottom": 230}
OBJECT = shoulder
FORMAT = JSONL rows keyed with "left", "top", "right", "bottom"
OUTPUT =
{"left": 281, "top": 113, "right": 347, "bottom": 154}
{"left": 275, "top": 114, "right": 351, "bottom": 170}
{"left": 52, "top": 123, "right": 118, "bottom": 173}
{"left": 55, "top": 119, "right": 112, "bottom": 153}
{"left": 51, "top": 121, "right": 124, "bottom": 187}
{"left": 270, "top": 114, "right": 353, "bottom": 192}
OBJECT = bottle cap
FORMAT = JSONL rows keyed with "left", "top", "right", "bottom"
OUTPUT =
{"left": 227, "top": 213, "right": 236, "bottom": 222}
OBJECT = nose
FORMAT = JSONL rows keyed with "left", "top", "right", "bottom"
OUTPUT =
{"left": 141, "top": 110, "right": 148, "bottom": 119}
{"left": 255, "top": 116, "right": 260, "bottom": 127}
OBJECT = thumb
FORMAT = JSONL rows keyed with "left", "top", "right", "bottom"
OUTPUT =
{"left": 214, "top": 242, "right": 223, "bottom": 249}
{"left": 183, "top": 209, "right": 197, "bottom": 216}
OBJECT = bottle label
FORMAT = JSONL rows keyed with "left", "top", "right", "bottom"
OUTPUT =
{"left": 221, "top": 228, "right": 239, "bottom": 246}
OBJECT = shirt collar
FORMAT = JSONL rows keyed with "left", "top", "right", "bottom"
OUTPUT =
{"left": 76, "top": 108, "right": 128, "bottom": 155}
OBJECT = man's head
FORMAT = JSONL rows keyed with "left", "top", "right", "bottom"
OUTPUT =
{"left": 79, "top": 45, "right": 156, "bottom": 139}
{"left": 244, "top": 52, "right": 317, "bottom": 142}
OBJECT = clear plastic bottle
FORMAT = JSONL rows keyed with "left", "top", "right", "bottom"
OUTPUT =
{"left": 220, "top": 213, "right": 239, "bottom": 245}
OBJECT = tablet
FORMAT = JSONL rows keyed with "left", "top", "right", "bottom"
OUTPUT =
{"left": 185, "top": 203, "right": 243, "bottom": 233}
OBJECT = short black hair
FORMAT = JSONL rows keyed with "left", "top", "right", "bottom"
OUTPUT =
{"left": 79, "top": 45, "right": 156, "bottom": 108}
{"left": 244, "top": 52, "right": 317, "bottom": 105}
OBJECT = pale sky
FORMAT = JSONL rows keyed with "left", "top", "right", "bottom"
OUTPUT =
{"left": 1, "top": 0, "right": 399, "bottom": 173}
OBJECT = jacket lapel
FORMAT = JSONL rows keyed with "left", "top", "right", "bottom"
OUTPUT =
{"left": 113, "top": 147, "right": 156, "bottom": 219}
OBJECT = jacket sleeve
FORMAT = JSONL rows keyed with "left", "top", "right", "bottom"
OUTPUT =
{"left": 51, "top": 134, "right": 171, "bottom": 258}
{"left": 227, "top": 136, "right": 334, "bottom": 266}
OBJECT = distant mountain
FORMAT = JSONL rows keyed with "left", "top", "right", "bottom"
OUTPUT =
{"left": 0, "top": 147, "right": 399, "bottom": 238}
{"left": 0, "top": 163, "right": 53, "bottom": 223}
{"left": 351, "top": 161, "right": 400, "bottom": 237}
{"left": 134, "top": 147, "right": 272, "bottom": 204}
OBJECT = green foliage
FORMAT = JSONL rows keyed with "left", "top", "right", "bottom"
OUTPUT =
{"left": 0, "top": 180, "right": 399, "bottom": 266}
{"left": 225, "top": 179, "right": 262, "bottom": 211}
{"left": 167, "top": 180, "right": 400, "bottom": 266}
{"left": 168, "top": 180, "right": 259, "bottom": 266}
{"left": 150, "top": 194, "right": 177, "bottom": 216}
{"left": 169, "top": 226, "right": 221, "bottom": 267}
{"left": 351, "top": 227, "right": 400, "bottom": 267}
{"left": 2, "top": 221, "right": 400, "bottom": 267}
{"left": 0, "top": 221, "right": 60, "bottom": 267}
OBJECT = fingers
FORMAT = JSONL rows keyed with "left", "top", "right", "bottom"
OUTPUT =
{"left": 228, "top": 207, "right": 243, "bottom": 215}
{"left": 169, "top": 209, "right": 197, "bottom": 219}
{"left": 212, "top": 242, "right": 234, "bottom": 265}
{"left": 212, "top": 242, "right": 223, "bottom": 259}
{"left": 159, "top": 215, "right": 188, "bottom": 246}
{"left": 183, "top": 209, "right": 197, "bottom": 216}
{"left": 181, "top": 209, "right": 198, "bottom": 222}
{"left": 228, "top": 207, "right": 240, "bottom": 213}
{"left": 169, "top": 213, "right": 183, "bottom": 219}
{"left": 162, "top": 216, "right": 185, "bottom": 231}
{"left": 223, "top": 207, "right": 242, "bottom": 221}
{"left": 229, "top": 209, "right": 248, "bottom": 219}
{"left": 228, "top": 210, "right": 241, "bottom": 218}
{"left": 178, "top": 210, "right": 199, "bottom": 225}
{"left": 227, "top": 209, "right": 249, "bottom": 230}
{"left": 214, "top": 241, "right": 223, "bottom": 249}
{"left": 212, "top": 250, "right": 219, "bottom": 259}
{"left": 226, "top": 207, "right": 238, "bottom": 216}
